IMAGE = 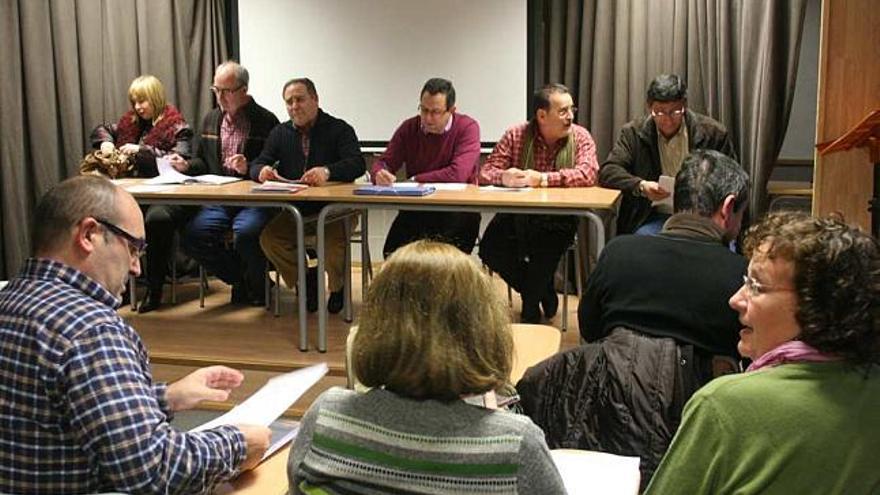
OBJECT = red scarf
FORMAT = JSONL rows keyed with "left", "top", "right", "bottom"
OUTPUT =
{"left": 114, "top": 104, "right": 186, "bottom": 151}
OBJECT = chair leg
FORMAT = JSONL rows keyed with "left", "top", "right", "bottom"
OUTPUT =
{"left": 170, "top": 232, "right": 178, "bottom": 305}
{"left": 199, "top": 265, "right": 206, "bottom": 308}
{"left": 344, "top": 216, "right": 354, "bottom": 323}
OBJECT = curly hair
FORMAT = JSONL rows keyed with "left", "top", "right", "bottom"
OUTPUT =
{"left": 744, "top": 211, "right": 880, "bottom": 368}
{"left": 352, "top": 240, "right": 513, "bottom": 401}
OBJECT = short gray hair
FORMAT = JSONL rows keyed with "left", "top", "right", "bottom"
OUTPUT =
{"left": 217, "top": 60, "right": 249, "bottom": 87}
{"left": 33, "top": 176, "right": 119, "bottom": 254}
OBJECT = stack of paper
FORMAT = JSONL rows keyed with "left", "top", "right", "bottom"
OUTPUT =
{"left": 251, "top": 181, "right": 309, "bottom": 193}
{"left": 145, "top": 157, "right": 242, "bottom": 185}
{"left": 550, "top": 449, "right": 641, "bottom": 495}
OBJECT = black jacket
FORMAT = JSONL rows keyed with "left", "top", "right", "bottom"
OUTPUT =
{"left": 248, "top": 109, "right": 365, "bottom": 183}
{"left": 599, "top": 111, "right": 737, "bottom": 234}
{"left": 188, "top": 98, "right": 280, "bottom": 176}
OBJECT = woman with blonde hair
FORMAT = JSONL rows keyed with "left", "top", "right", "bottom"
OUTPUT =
{"left": 90, "top": 75, "right": 194, "bottom": 311}
{"left": 288, "top": 240, "right": 566, "bottom": 494}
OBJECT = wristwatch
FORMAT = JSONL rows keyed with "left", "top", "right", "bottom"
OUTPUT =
{"left": 634, "top": 180, "right": 646, "bottom": 197}
{"left": 540, "top": 173, "right": 549, "bottom": 188}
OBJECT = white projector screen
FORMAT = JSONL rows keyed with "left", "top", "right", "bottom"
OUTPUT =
{"left": 238, "top": 0, "right": 527, "bottom": 144}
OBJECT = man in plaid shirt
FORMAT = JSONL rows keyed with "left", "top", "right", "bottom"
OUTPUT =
{"left": 479, "top": 83, "right": 599, "bottom": 323}
{"left": 0, "top": 176, "right": 270, "bottom": 494}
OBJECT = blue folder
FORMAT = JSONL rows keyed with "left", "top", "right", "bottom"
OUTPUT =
{"left": 353, "top": 185, "right": 436, "bottom": 196}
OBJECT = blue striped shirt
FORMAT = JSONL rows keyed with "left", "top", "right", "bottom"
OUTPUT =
{"left": 0, "top": 258, "right": 246, "bottom": 494}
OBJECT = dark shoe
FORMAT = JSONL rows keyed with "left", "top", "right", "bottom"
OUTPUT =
{"left": 540, "top": 285, "right": 559, "bottom": 319}
{"left": 305, "top": 267, "right": 318, "bottom": 313}
{"left": 138, "top": 288, "right": 163, "bottom": 313}
{"left": 327, "top": 290, "right": 344, "bottom": 314}
{"left": 521, "top": 302, "right": 542, "bottom": 324}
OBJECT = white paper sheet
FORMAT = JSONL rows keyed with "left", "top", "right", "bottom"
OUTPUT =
{"left": 551, "top": 449, "right": 641, "bottom": 495}
{"left": 144, "top": 157, "right": 242, "bottom": 185}
{"left": 652, "top": 175, "right": 675, "bottom": 214}
{"left": 192, "top": 363, "right": 328, "bottom": 432}
{"left": 479, "top": 185, "right": 532, "bottom": 192}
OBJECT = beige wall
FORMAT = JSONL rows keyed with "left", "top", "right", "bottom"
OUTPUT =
{"left": 813, "top": 0, "right": 880, "bottom": 228}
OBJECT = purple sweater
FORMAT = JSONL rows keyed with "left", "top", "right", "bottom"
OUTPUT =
{"left": 371, "top": 113, "right": 480, "bottom": 183}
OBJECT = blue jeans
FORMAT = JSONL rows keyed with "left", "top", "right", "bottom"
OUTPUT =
{"left": 183, "top": 206, "right": 272, "bottom": 295}
{"left": 634, "top": 211, "right": 671, "bottom": 236}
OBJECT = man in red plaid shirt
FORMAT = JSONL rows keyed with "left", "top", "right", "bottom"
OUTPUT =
{"left": 479, "top": 83, "right": 599, "bottom": 323}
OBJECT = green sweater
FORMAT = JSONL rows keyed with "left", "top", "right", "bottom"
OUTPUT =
{"left": 288, "top": 387, "right": 566, "bottom": 494}
{"left": 645, "top": 362, "right": 880, "bottom": 494}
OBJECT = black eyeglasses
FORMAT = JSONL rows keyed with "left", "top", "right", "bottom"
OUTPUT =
{"left": 95, "top": 218, "right": 147, "bottom": 257}
{"left": 210, "top": 84, "right": 244, "bottom": 96}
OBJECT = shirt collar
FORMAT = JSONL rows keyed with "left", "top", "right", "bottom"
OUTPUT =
{"left": 421, "top": 113, "right": 454, "bottom": 135}
{"left": 20, "top": 258, "right": 120, "bottom": 308}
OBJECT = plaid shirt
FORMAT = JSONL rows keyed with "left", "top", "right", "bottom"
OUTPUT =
{"left": 480, "top": 122, "right": 599, "bottom": 187}
{"left": 0, "top": 258, "right": 246, "bottom": 494}
{"left": 221, "top": 109, "right": 251, "bottom": 175}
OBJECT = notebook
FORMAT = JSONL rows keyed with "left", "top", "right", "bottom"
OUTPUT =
{"left": 353, "top": 185, "right": 436, "bottom": 196}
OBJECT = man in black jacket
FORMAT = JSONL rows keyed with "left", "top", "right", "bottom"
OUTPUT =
{"left": 519, "top": 150, "right": 748, "bottom": 487}
{"left": 599, "top": 74, "right": 737, "bottom": 235}
{"left": 251, "top": 78, "right": 365, "bottom": 313}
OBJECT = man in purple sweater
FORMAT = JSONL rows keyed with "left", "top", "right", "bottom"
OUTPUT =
{"left": 371, "top": 78, "right": 481, "bottom": 256}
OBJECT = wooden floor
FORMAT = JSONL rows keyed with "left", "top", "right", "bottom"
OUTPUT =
{"left": 125, "top": 266, "right": 582, "bottom": 418}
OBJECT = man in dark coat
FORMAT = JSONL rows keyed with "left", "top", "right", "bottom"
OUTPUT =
{"left": 599, "top": 74, "right": 737, "bottom": 235}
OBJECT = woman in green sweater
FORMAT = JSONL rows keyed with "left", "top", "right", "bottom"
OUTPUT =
{"left": 287, "top": 240, "right": 566, "bottom": 494}
{"left": 646, "top": 211, "right": 880, "bottom": 494}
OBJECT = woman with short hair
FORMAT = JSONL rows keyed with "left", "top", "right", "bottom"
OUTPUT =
{"left": 645, "top": 211, "right": 880, "bottom": 494}
{"left": 90, "top": 75, "right": 194, "bottom": 312}
{"left": 288, "top": 240, "right": 566, "bottom": 494}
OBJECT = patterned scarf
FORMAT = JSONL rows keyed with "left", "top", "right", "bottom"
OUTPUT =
{"left": 747, "top": 340, "right": 840, "bottom": 372}
{"left": 114, "top": 104, "right": 186, "bottom": 151}
{"left": 521, "top": 121, "right": 575, "bottom": 171}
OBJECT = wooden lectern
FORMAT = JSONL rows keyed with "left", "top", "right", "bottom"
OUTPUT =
{"left": 816, "top": 109, "right": 880, "bottom": 237}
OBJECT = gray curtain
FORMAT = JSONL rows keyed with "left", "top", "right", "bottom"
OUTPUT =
{"left": 0, "top": 0, "right": 228, "bottom": 279}
{"left": 532, "top": 0, "right": 806, "bottom": 217}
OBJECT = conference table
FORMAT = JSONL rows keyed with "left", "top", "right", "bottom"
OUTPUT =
{"left": 122, "top": 179, "right": 620, "bottom": 352}
{"left": 310, "top": 183, "right": 621, "bottom": 352}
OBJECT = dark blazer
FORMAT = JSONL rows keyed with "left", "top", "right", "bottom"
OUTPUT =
{"left": 599, "top": 111, "right": 737, "bottom": 234}
{"left": 188, "top": 98, "right": 280, "bottom": 176}
{"left": 248, "top": 109, "right": 365, "bottom": 183}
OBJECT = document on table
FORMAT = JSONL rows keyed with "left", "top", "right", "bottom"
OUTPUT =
{"left": 395, "top": 182, "right": 468, "bottom": 191}
{"left": 144, "top": 157, "right": 242, "bottom": 185}
{"left": 479, "top": 185, "right": 533, "bottom": 192}
{"left": 252, "top": 181, "right": 309, "bottom": 193}
{"left": 550, "top": 449, "right": 641, "bottom": 495}
{"left": 192, "top": 363, "right": 328, "bottom": 459}
{"left": 652, "top": 174, "right": 675, "bottom": 214}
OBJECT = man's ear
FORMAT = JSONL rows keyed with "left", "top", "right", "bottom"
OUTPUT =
{"left": 720, "top": 194, "right": 737, "bottom": 224}
{"left": 74, "top": 218, "right": 101, "bottom": 255}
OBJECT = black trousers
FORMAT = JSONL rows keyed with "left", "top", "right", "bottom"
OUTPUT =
{"left": 479, "top": 213, "right": 576, "bottom": 307}
{"left": 382, "top": 211, "right": 481, "bottom": 257}
{"left": 144, "top": 204, "right": 197, "bottom": 290}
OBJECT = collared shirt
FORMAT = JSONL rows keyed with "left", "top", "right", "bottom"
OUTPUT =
{"left": 221, "top": 105, "right": 251, "bottom": 175}
{"left": 420, "top": 113, "right": 454, "bottom": 134}
{"left": 658, "top": 123, "right": 689, "bottom": 178}
{"left": 480, "top": 122, "right": 599, "bottom": 187}
{"left": 0, "top": 258, "right": 246, "bottom": 494}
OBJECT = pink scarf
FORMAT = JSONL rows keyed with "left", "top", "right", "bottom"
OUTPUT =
{"left": 747, "top": 340, "right": 840, "bottom": 372}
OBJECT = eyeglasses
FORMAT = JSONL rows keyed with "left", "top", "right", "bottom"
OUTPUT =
{"left": 96, "top": 218, "right": 147, "bottom": 257}
{"left": 418, "top": 105, "right": 447, "bottom": 117}
{"left": 651, "top": 108, "right": 686, "bottom": 118}
{"left": 741, "top": 274, "right": 794, "bottom": 298}
{"left": 557, "top": 106, "right": 578, "bottom": 118}
{"left": 210, "top": 84, "right": 244, "bottom": 96}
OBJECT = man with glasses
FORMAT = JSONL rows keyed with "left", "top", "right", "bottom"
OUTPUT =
{"left": 168, "top": 61, "right": 279, "bottom": 310}
{"left": 0, "top": 176, "right": 270, "bottom": 493}
{"left": 252, "top": 78, "right": 365, "bottom": 313}
{"left": 600, "top": 74, "right": 737, "bottom": 235}
{"left": 479, "top": 83, "right": 599, "bottom": 323}
{"left": 370, "top": 77, "right": 482, "bottom": 257}
{"left": 518, "top": 150, "right": 747, "bottom": 487}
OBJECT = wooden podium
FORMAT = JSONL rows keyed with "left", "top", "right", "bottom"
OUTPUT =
{"left": 816, "top": 109, "right": 880, "bottom": 236}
